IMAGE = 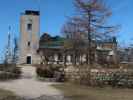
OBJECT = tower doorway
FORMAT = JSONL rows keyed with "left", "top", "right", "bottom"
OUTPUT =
{"left": 27, "top": 56, "right": 31, "bottom": 64}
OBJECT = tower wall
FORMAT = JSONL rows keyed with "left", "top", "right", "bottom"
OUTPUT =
{"left": 19, "top": 10, "right": 40, "bottom": 64}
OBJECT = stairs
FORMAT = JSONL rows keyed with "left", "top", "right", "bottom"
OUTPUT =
{"left": 19, "top": 65, "right": 36, "bottom": 79}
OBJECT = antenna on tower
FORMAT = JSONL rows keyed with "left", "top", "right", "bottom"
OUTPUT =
{"left": 37, "top": 0, "right": 40, "bottom": 12}
{"left": 8, "top": 26, "right": 11, "bottom": 48}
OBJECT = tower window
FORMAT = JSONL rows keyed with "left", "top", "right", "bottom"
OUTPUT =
{"left": 28, "top": 41, "right": 31, "bottom": 47}
{"left": 27, "top": 23, "right": 32, "bottom": 31}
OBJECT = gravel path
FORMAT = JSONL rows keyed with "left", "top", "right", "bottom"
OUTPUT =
{"left": 0, "top": 65, "right": 63, "bottom": 99}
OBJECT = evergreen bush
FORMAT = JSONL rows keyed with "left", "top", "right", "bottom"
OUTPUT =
{"left": 36, "top": 64, "right": 65, "bottom": 82}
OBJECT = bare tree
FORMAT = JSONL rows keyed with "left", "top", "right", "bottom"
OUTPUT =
{"left": 62, "top": 22, "right": 88, "bottom": 65}
{"left": 62, "top": 0, "right": 118, "bottom": 65}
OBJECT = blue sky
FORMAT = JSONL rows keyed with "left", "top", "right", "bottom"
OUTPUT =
{"left": 0, "top": 0, "right": 133, "bottom": 55}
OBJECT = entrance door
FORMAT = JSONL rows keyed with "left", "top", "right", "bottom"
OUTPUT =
{"left": 27, "top": 56, "right": 31, "bottom": 64}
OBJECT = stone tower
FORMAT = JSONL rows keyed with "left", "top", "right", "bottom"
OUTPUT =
{"left": 19, "top": 10, "right": 40, "bottom": 64}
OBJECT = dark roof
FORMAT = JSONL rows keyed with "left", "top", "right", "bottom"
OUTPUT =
{"left": 96, "top": 37, "right": 117, "bottom": 44}
{"left": 24, "top": 10, "right": 40, "bottom": 16}
{"left": 39, "top": 33, "right": 65, "bottom": 49}
{"left": 39, "top": 33, "right": 116, "bottom": 49}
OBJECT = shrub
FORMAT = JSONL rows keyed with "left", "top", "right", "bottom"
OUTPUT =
{"left": 36, "top": 67, "right": 54, "bottom": 78}
{"left": 9, "top": 67, "right": 21, "bottom": 76}
{"left": 0, "top": 64, "right": 21, "bottom": 80}
{"left": 36, "top": 64, "right": 66, "bottom": 82}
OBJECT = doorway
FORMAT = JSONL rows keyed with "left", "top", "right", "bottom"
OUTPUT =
{"left": 27, "top": 56, "right": 31, "bottom": 64}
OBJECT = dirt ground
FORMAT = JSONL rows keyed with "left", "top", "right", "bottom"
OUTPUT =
{"left": 52, "top": 83, "right": 133, "bottom": 100}
{"left": 0, "top": 65, "right": 62, "bottom": 99}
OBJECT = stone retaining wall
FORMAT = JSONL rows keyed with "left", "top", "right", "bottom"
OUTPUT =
{"left": 65, "top": 65, "right": 91, "bottom": 84}
{"left": 65, "top": 66, "right": 133, "bottom": 86}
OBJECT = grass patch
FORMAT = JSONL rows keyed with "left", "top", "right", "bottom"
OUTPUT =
{"left": 0, "top": 89, "right": 22, "bottom": 100}
{"left": 52, "top": 83, "right": 133, "bottom": 100}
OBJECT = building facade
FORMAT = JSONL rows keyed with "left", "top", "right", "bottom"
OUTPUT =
{"left": 38, "top": 33, "right": 118, "bottom": 65}
{"left": 96, "top": 37, "right": 118, "bottom": 65}
{"left": 19, "top": 10, "right": 117, "bottom": 65}
{"left": 19, "top": 10, "right": 40, "bottom": 64}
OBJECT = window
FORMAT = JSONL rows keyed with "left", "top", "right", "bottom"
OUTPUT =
{"left": 58, "top": 53, "right": 63, "bottom": 61}
{"left": 27, "top": 23, "right": 32, "bottom": 31}
{"left": 28, "top": 41, "right": 31, "bottom": 47}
